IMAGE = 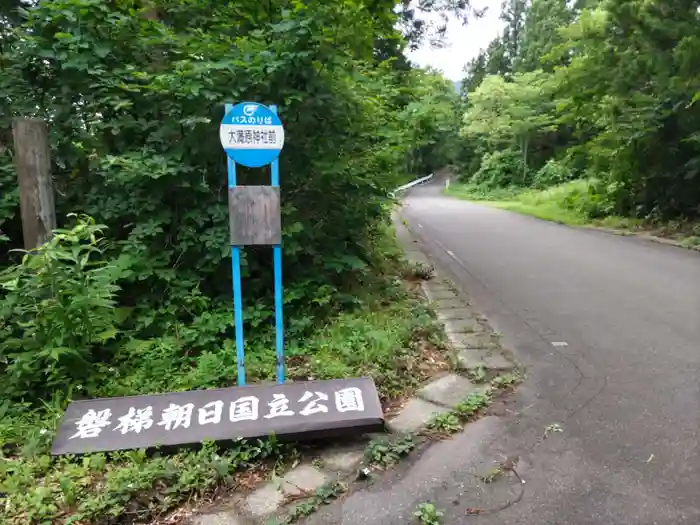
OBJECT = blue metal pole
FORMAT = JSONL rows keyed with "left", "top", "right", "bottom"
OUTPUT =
{"left": 226, "top": 103, "right": 246, "bottom": 386}
{"left": 270, "top": 104, "right": 285, "bottom": 384}
{"left": 231, "top": 245, "right": 246, "bottom": 386}
{"left": 272, "top": 245, "right": 284, "bottom": 383}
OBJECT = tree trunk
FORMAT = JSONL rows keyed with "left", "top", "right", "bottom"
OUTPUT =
{"left": 521, "top": 135, "right": 529, "bottom": 185}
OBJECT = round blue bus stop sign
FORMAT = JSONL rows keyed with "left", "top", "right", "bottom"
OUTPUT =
{"left": 219, "top": 102, "right": 285, "bottom": 168}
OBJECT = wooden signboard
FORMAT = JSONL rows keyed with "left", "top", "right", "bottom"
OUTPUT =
{"left": 51, "top": 377, "right": 384, "bottom": 455}
{"left": 228, "top": 185, "right": 281, "bottom": 246}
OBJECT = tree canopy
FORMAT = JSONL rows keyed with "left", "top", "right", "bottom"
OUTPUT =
{"left": 459, "top": 0, "right": 700, "bottom": 219}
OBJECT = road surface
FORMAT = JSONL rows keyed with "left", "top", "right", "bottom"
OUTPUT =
{"left": 304, "top": 180, "right": 700, "bottom": 525}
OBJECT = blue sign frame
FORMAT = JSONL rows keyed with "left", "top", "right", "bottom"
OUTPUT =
{"left": 223, "top": 102, "right": 286, "bottom": 386}
{"left": 220, "top": 102, "right": 285, "bottom": 168}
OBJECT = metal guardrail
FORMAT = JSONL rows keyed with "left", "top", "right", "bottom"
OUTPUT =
{"left": 390, "top": 173, "right": 434, "bottom": 198}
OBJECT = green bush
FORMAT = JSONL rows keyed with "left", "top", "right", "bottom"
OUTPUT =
{"left": 470, "top": 150, "right": 525, "bottom": 189}
{"left": 0, "top": 216, "right": 130, "bottom": 402}
{"left": 533, "top": 159, "right": 575, "bottom": 188}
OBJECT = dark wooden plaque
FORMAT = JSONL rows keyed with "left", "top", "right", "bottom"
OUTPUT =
{"left": 51, "top": 377, "right": 384, "bottom": 455}
{"left": 228, "top": 185, "right": 281, "bottom": 245}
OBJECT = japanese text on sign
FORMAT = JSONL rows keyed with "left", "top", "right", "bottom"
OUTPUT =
{"left": 70, "top": 388, "right": 365, "bottom": 440}
{"left": 51, "top": 378, "right": 383, "bottom": 455}
{"left": 228, "top": 115, "right": 274, "bottom": 125}
{"left": 227, "top": 128, "right": 278, "bottom": 146}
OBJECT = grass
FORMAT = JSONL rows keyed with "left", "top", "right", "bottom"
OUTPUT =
{"left": 0, "top": 261, "right": 446, "bottom": 525}
{"left": 446, "top": 180, "right": 608, "bottom": 226}
{"left": 446, "top": 180, "right": 700, "bottom": 248}
{"left": 285, "top": 282, "right": 443, "bottom": 402}
{"left": 490, "top": 201, "right": 587, "bottom": 226}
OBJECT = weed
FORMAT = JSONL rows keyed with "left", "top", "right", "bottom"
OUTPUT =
{"left": 427, "top": 412, "right": 462, "bottom": 434}
{"left": 0, "top": 215, "right": 128, "bottom": 402}
{"left": 297, "top": 289, "right": 441, "bottom": 401}
{"left": 469, "top": 365, "right": 487, "bottom": 382}
{"left": 403, "top": 261, "right": 435, "bottom": 281}
{"left": 285, "top": 481, "right": 346, "bottom": 523}
{"left": 543, "top": 423, "right": 564, "bottom": 439}
{"left": 413, "top": 502, "right": 444, "bottom": 525}
{"left": 478, "top": 465, "right": 505, "bottom": 484}
{"left": 364, "top": 434, "right": 416, "bottom": 469}
{"left": 478, "top": 455, "right": 521, "bottom": 485}
{"left": 454, "top": 389, "right": 492, "bottom": 419}
{"left": 681, "top": 236, "right": 700, "bottom": 248}
{"left": 423, "top": 389, "right": 492, "bottom": 439}
{"left": 491, "top": 373, "right": 519, "bottom": 389}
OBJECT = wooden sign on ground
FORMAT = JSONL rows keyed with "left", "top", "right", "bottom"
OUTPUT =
{"left": 51, "top": 377, "right": 384, "bottom": 455}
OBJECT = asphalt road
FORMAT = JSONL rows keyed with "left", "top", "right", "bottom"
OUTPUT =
{"left": 304, "top": 180, "right": 700, "bottom": 525}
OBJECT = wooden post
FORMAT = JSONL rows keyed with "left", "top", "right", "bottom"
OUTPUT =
{"left": 12, "top": 118, "right": 56, "bottom": 249}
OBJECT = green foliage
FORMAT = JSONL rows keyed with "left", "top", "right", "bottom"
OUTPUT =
{"left": 500, "top": 0, "right": 527, "bottom": 76}
{"left": 537, "top": 179, "right": 615, "bottom": 220}
{"left": 491, "top": 373, "right": 520, "bottom": 389}
{"left": 447, "top": 183, "right": 523, "bottom": 202}
{"left": 533, "top": 158, "right": 576, "bottom": 188}
{"left": 470, "top": 150, "right": 524, "bottom": 188}
{"left": 364, "top": 434, "right": 417, "bottom": 468}
{"left": 462, "top": 72, "right": 555, "bottom": 145}
{"left": 400, "top": 70, "right": 463, "bottom": 174}
{"left": 454, "top": 389, "right": 492, "bottom": 418}
{"left": 0, "top": 258, "right": 440, "bottom": 523}
{"left": 447, "top": 179, "right": 622, "bottom": 226}
{"left": 0, "top": 152, "right": 18, "bottom": 240}
{"left": 517, "top": 0, "right": 573, "bottom": 72}
{"left": 402, "top": 260, "right": 435, "bottom": 281}
{"left": 468, "top": 365, "right": 487, "bottom": 383}
{"left": 0, "top": 0, "right": 454, "bottom": 353}
{"left": 413, "top": 502, "right": 444, "bottom": 525}
{"left": 286, "top": 280, "right": 443, "bottom": 401}
{"left": 458, "top": 0, "right": 700, "bottom": 222}
{"left": 0, "top": 216, "right": 129, "bottom": 401}
{"left": 426, "top": 412, "right": 462, "bottom": 434}
{"left": 0, "top": 0, "right": 459, "bottom": 401}
{"left": 461, "top": 71, "right": 555, "bottom": 182}
{"left": 505, "top": 179, "right": 615, "bottom": 221}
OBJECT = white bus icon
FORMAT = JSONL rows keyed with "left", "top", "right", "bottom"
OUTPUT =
{"left": 243, "top": 104, "right": 258, "bottom": 117}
